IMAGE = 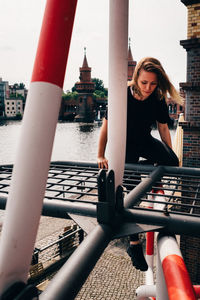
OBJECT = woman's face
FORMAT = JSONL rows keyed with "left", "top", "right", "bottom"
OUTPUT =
{"left": 137, "top": 70, "right": 158, "bottom": 99}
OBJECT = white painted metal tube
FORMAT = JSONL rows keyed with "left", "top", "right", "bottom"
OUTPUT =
{"left": 136, "top": 284, "right": 156, "bottom": 300}
{"left": 145, "top": 266, "right": 154, "bottom": 286}
{"left": 157, "top": 234, "right": 196, "bottom": 300}
{"left": 0, "top": 0, "right": 77, "bottom": 294}
{"left": 107, "top": 0, "right": 129, "bottom": 188}
{"left": 156, "top": 242, "right": 169, "bottom": 300}
{"left": 145, "top": 194, "right": 154, "bottom": 286}
{"left": 0, "top": 83, "right": 62, "bottom": 292}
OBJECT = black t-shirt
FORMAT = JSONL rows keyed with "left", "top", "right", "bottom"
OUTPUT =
{"left": 105, "top": 86, "right": 170, "bottom": 147}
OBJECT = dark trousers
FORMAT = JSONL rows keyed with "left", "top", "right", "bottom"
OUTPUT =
{"left": 126, "top": 135, "right": 179, "bottom": 166}
{"left": 126, "top": 135, "right": 179, "bottom": 242}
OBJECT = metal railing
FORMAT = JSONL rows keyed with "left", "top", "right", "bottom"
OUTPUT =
{"left": 28, "top": 225, "right": 83, "bottom": 285}
{"left": 0, "top": 161, "right": 200, "bottom": 299}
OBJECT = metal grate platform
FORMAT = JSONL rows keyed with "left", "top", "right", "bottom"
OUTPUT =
{"left": 0, "top": 161, "right": 200, "bottom": 237}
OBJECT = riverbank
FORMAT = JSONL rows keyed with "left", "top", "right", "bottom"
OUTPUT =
{"left": 35, "top": 216, "right": 145, "bottom": 299}
{"left": 0, "top": 211, "right": 145, "bottom": 299}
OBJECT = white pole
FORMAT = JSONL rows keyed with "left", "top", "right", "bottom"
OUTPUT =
{"left": 136, "top": 285, "right": 156, "bottom": 300}
{"left": 107, "top": 0, "right": 129, "bottom": 188}
{"left": 0, "top": 0, "right": 77, "bottom": 294}
{"left": 145, "top": 193, "right": 155, "bottom": 286}
{"left": 156, "top": 240, "right": 169, "bottom": 300}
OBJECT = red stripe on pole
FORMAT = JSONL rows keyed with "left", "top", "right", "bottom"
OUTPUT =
{"left": 155, "top": 189, "right": 164, "bottom": 195}
{"left": 146, "top": 231, "right": 154, "bottom": 255}
{"left": 162, "top": 254, "right": 196, "bottom": 300}
{"left": 31, "top": 0, "right": 77, "bottom": 88}
{"left": 194, "top": 286, "right": 200, "bottom": 298}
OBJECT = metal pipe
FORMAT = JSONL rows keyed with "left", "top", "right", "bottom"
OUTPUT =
{"left": 124, "top": 162, "right": 200, "bottom": 176}
{"left": 0, "top": 197, "right": 97, "bottom": 219}
{"left": 157, "top": 233, "right": 196, "bottom": 300}
{"left": 0, "top": 0, "right": 77, "bottom": 294}
{"left": 107, "top": 0, "right": 129, "bottom": 188}
{"left": 136, "top": 285, "right": 156, "bottom": 299}
{"left": 51, "top": 161, "right": 98, "bottom": 169}
{"left": 145, "top": 193, "right": 155, "bottom": 286}
{"left": 42, "top": 199, "right": 97, "bottom": 219}
{"left": 123, "top": 208, "right": 200, "bottom": 236}
{"left": 40, "top": 224, "right": 112, "bottom": 300}
{"left": 124, "top": 166, "right": 164, "bottom": 208}
{"left": 156, "top": 245, "right": 169, "bottom": 300}
{"left": 163, "top": 165, "right": 200, "bottom": 176}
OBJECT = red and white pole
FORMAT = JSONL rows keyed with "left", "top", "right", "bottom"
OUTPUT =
{"left": 157, "top": 233, "right": 197, "bottom": 300}
{"left": 156, "top": 244, "right": 169, "bottom": 300}
{"left": 145, "top": 197, "right": 155, "bottom": 287}
{"left": 0, "top": 0, "right": 77, "bottom": 294}
{"left": 194, "top": 286, "right": 200, "bottom": 299}
{"left": 107, "top": 0, "right": 128, "bottom": 188}
{"left": 145, "top": 191, "right": 155, "bottom": 286}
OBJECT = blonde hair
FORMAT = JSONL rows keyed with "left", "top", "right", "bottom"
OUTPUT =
{"left": 128, "top": 57, "right": 184, "bottom": 105}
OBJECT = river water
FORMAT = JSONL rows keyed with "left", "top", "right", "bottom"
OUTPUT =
{"left": 0, "top": 120, "right": 176, "bottom": 223}
{"left": 0, "top": 120, "right": 176, "bottom": 165}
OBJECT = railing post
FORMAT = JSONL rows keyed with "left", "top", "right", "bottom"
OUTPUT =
{"left": 156, "top": 241, "right": 169, "bottom": 300}
{"left": 145, "top": 193, "right": 155, "bottom": 287}
{"left": 157, "top": 233, "right": 197, "bottom": 300}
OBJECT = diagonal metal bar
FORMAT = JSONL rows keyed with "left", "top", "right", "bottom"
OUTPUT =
{"left": 124, "top": 166, "right": 164, "bottom": 208}
{"left": 40, "top": 223, "right": 113, "bottom": 300}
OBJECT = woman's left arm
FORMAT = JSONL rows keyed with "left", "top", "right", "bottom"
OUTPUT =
{"left": 157, "top": 122, "right": 172, "bottom": 149}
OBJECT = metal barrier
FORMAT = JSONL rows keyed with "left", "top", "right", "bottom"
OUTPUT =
{"left": 28, "top": 225, "right": 83, "bottom": 284}
{"left": 136, "top": 188, "right": 198, "bottom": 299}
{"left": 0, "top": 161, "right": 200, "bottom": 299}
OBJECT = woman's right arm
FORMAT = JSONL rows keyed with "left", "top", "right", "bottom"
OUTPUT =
{"left": 97, "top": 118, "right": 108, "bottom": 169}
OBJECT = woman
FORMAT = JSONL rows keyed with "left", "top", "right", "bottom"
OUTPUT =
{"left": 97, "top": 57, "right": 184, "bottom": 271}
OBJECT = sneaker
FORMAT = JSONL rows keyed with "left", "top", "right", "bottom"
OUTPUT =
{"left": 127, "top": 244, "right": 148, "bottom": 271}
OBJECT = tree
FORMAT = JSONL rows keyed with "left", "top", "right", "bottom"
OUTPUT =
{"left": 92, "top": 78, "right": 108, "bottom": 96}
{"left": 62, "top": 91, "right": 78, "bottom": 100}
{"left": 93, "top": 90, "right": 105, "bottom": 99}
{"left": 19, "top": 83, "right": 25, "bottom": 89}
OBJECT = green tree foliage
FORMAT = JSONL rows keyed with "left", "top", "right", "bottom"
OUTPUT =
{"left": 19, "top": 83, "right": 25, "bottom": 89}
{"left": 62, "top": 91, "right": 78, "bottom": 100}
{"left": 13, "top": 83, "right": 25, "bottom": 90}
{"left": 92, "top": 78, "right": 108, "bottom": 97}
{"left": 93, "top": 90, "right": 105, "bottom": 99}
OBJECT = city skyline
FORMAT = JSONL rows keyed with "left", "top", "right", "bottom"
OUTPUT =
{"left": 0, "top": 0, "right": 187, "bottom": 91}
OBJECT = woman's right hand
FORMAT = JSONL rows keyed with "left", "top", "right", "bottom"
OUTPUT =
{"left": 97, "top": 156, "right": 108, "bottom": 169}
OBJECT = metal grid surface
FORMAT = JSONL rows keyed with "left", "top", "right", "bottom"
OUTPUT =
{"left": 0, "top": 161, "right": 200, "bottom": 224}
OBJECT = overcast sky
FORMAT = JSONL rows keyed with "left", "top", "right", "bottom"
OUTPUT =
{"left": 0, "top": 0, "right": 187, "bottom": 91}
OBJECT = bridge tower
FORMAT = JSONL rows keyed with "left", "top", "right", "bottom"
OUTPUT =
{"left": 127, "top": 39, "right": 137, "bottom": 81}
{"left": 75, "top": 48, "right": 95, "bottom": 122}
{"left": 180, "top": 0, "right": 200, "bottom": 284}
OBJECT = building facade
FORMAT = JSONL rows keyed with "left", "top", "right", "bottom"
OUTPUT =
{"left": 4, "top": 99, "right": 23, "bottom": 118}
{"left": 179, "top": 0, "right": 200, "bottom": 284}
{"left": 0, "top": 78, "right": 9, "bottom": 118}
